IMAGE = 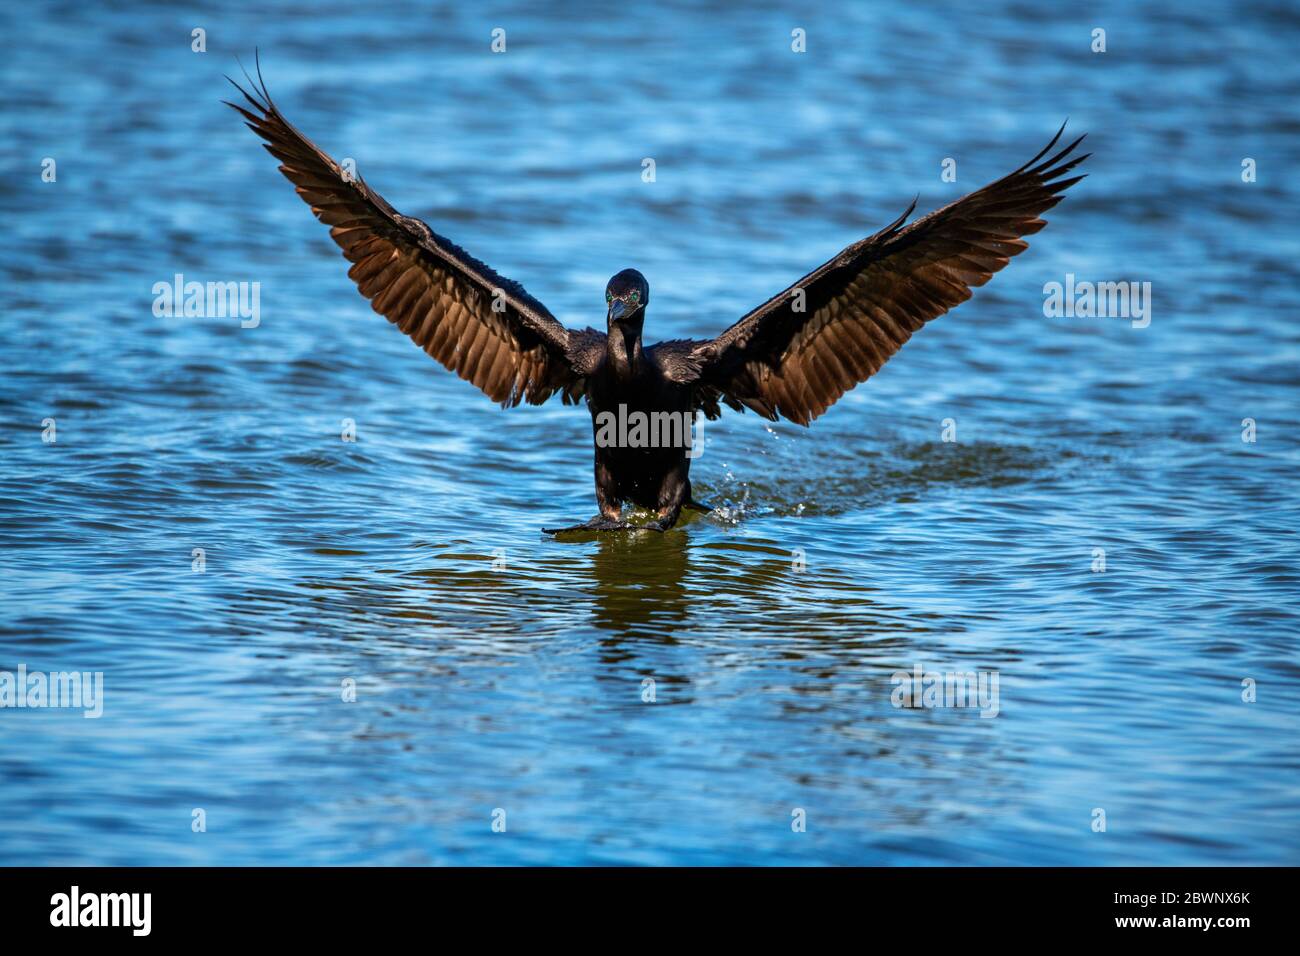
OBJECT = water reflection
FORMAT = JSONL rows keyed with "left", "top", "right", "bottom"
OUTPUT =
{"left": 585, "top": 529, "right": 692, "bottom": 638}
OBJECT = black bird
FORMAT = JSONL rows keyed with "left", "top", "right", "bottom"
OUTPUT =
{"left": 226, "top": 65, "right": 1087, "bottom": 534}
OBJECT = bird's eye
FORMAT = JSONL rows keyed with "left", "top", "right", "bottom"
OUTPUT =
{"left": 629, "top": 291, "right": 639, "bottom": 302}
{"left": 606, "top": 292, "right": 612, "bottom": 303}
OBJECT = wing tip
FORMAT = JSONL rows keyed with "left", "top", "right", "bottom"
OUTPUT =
{"left": 1018, "top": 121, "right": 1090, "bottom": 177}
{"left": 226, "top": 49, "right": 276, "bottom": 117}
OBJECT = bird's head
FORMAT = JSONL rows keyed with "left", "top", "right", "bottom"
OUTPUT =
{"left": 605, "top": 268, "right": 649, "bottom": 333}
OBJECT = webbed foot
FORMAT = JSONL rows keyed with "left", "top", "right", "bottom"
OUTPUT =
{"left": 544, "top": 515, "right": 639, "bottom": 535}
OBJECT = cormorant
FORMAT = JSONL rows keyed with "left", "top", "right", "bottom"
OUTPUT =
{"left": 226, "top": 64, "right": 1087, "bottom": 534}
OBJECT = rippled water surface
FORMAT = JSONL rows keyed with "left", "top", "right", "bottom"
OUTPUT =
{"left": 2, "top": 1, "right": 1299, "bottom": 865}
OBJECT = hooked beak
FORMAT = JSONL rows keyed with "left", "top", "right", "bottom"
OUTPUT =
{"left": 607, "top": 298, "right": 627, "bottom": 323}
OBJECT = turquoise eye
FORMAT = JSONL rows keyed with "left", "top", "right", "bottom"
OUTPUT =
{"left": 606, "top": 292, "right": 612, "bottom": 303}
{"left": 629, "top": 291, "right": 639, "bottom": 302}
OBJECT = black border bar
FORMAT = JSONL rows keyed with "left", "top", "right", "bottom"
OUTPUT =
{"left": 0, "top": 866, "right": 1282, "bottom": 940}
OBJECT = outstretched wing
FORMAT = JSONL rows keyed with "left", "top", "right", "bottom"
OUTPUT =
{"left": 225, "top": 62, "right": 604, "bottom": 406}
{"left": 690, "top": 125, "right": 1089, "bottom": 425}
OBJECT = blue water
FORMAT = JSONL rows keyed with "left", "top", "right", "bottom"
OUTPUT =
{"left": 1, "top": 0, "right": 1298, "bottom": 865}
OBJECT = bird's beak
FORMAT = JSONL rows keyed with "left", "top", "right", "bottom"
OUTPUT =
{"left": 607, "top": 299, "right": 627, "bottom": 323}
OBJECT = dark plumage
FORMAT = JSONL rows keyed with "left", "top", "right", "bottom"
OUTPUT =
{"left": 226, "top": 61, "right": 1088, "bottom": 533}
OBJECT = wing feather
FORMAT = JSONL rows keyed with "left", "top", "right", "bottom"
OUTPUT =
{"left": 226, "top": 60, "right": 605, "bottom": 406}
{"left": 693, "top": 125, "right": 1088, "bottom": 424}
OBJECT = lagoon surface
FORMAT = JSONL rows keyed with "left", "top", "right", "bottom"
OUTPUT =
{"left": 1, "top": 0, "right": 1298, "bottom": 864}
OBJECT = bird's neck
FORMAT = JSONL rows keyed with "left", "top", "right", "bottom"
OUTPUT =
{"left": 607, "top": 325, "right": 643, "bottom": 380}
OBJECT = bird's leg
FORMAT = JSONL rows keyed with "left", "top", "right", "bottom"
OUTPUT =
{"left": 638, "top": 471, "right": 688, "bottom": 532}
{"left": 543, "top": 460, "right": 637, "bottom": 534}
{"left": 591, "top": 461, "right": 627, "bottom": 527}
